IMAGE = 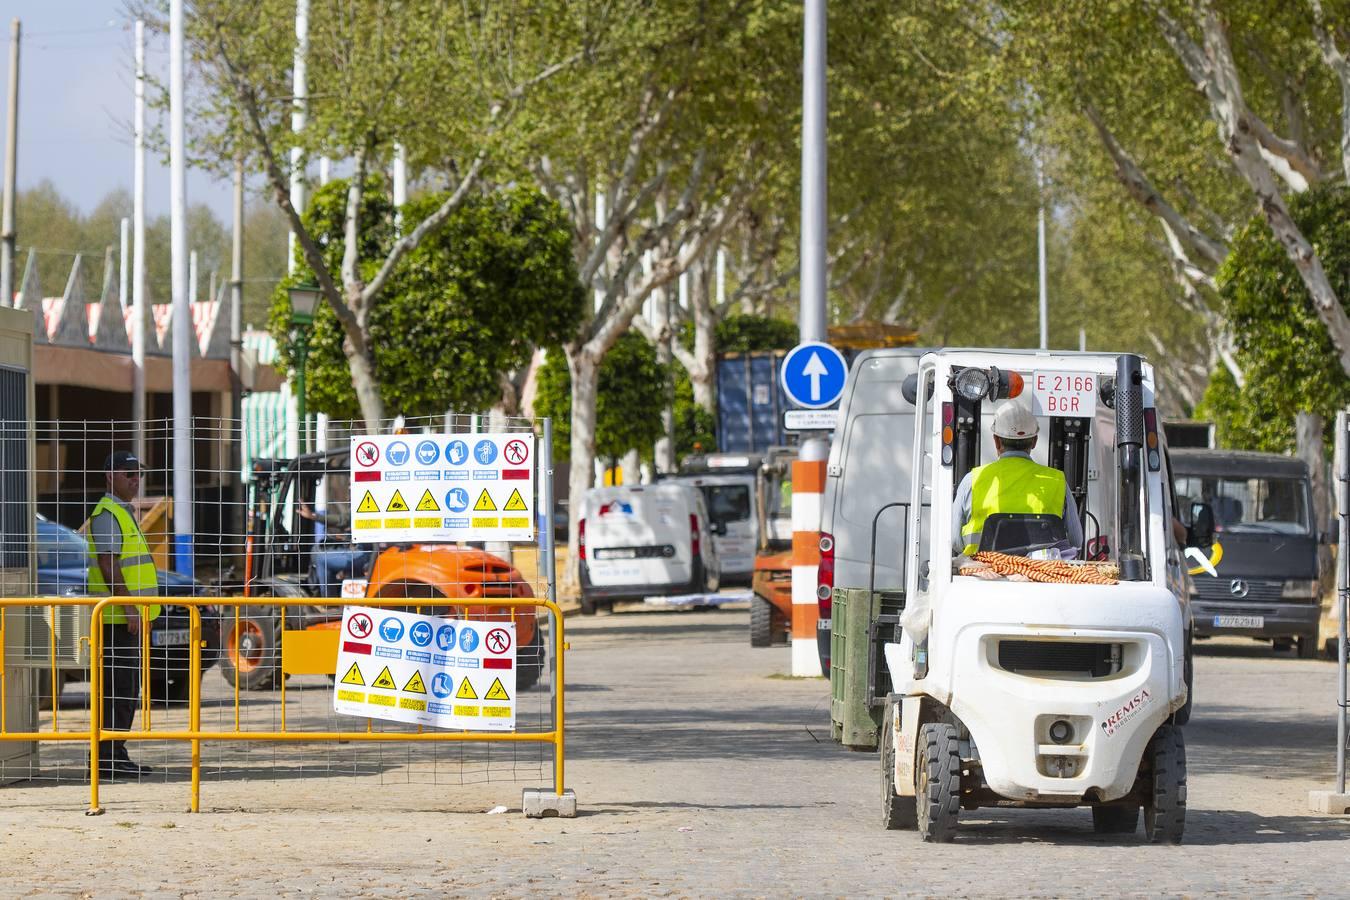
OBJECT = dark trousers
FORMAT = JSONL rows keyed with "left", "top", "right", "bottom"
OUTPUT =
{"left": 99, "top": 622, "right": 141, "bottom": 763}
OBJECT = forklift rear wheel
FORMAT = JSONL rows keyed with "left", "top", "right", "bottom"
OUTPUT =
{"left": 880, "top": 703, "right": 917, "bottom": 830}
{"left": 1091, "top": 804, "right": 1139, "bottom": 835}
{"left": 749, "top": 595, "right": 775, "bottom": 647}
{"left": 916, "top": 722, "right": 961, "bottom": 843}
{"left": 1141, "top": 724, "right": 1186, "bottom": 844}
{"left": 222, "top": 611, "right": 282, "bottom": 691}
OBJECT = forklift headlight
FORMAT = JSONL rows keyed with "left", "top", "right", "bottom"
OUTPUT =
{"left": 953, "top": 367, "right": 991, "bottom": 402}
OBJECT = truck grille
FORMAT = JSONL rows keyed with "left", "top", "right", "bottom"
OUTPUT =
{"left": 1192, "top": 578, "right": 1283, "bottom": 604}
{"left": 997, "top": 640, "right": 1116, "bottom": 678}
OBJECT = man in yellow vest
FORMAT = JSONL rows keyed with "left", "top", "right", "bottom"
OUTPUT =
{"left": 86, "top": 451, "right": 161, "bottom": 777}
{"left": 953, "top": 402, "right": 1083, "bottom": 558}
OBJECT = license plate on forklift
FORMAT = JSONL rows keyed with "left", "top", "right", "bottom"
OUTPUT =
{"left": 1214, "top": 615, "right": 1263, "bottom": 629}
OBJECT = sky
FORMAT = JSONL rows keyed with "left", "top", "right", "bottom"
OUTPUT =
{"left": 3, "top": 2, "right": 238, "bottom": 221}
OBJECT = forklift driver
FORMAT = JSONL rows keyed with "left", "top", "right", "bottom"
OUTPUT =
{"left": 952, "top": 402, "right": 1083, "bottom": 558}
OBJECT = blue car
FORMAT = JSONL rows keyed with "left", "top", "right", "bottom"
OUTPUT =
{"left": 36, "top": 515, "right": 222, "bottom": 704}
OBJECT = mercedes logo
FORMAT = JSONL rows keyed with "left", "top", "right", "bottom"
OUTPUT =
{"left": 1229, "top": 579, "right": 1250, "bottom": 599}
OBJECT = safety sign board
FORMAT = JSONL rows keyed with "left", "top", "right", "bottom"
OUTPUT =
{"left": 333, "top": 606, "right": 517, "bottom": 730}
{"left": 348, "top": 432, "right": 536, "bottom": 543}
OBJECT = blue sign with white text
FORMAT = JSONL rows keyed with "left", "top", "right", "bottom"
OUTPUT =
{"left": 780, "top": 341, "right": 847, "bottom": 410}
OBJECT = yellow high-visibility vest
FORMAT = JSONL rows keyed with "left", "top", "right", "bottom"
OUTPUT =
{"left": 960, "top": 456, "right": 1067, "bottom": 556}
{"left": 85, "top": 497, "right": 162, "bottom": 625}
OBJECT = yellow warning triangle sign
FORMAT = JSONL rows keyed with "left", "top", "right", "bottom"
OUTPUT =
{"left": 340, "top": 661, "right": 365, "bottom": 686}
{"left": 356, "top": 491, "right": 380, "bottom": 514}
{"left": 386, "top": 490, "right": 409, "bottom": 513}
{"left": 484, "top": 677, "right": 511, "bottom": 701}
{"left": 416, "top": 489, "right": 440, "bottom": 512}
{"left": 371, "top": 666, "right": 398, "bottom": 690}
{"left": 473, "top": 489, "right": 497, "bottom": 512}
{"left": 503, "top": 488, "right": 528, "bottom": 512}
{"left": 402, "top": 670, "right": 427, "bottom": 694}
{"left": 455, "top": 677, "right": 478, "bottom": 700}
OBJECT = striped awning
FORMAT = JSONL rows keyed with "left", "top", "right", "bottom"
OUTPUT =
{"left": 241, "top": 389, "right": 297, "bottom": 478}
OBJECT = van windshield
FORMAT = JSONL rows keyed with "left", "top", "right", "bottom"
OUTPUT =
{"left": 1174, "top": 475, "right": 1310, "bottom": 535}
{"left": 701, "top": 485, "right": 752, "bottom": 526}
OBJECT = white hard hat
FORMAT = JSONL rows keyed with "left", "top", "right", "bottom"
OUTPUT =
{"left": 992, "top": 402, "right": 1038, "bottom": 439}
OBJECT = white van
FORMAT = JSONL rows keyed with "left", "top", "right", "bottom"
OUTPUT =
{"left": 669, "top": 454, "right": 761, "bottom": 587}
{"left": 579, "top": 483, "right": 722, "bottom": 613}
{"left": 818, "top": 348, "right": 926, "bottom": 668}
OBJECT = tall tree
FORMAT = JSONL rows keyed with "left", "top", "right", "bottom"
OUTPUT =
{"left": 175, "top": 0, "right": 600, "bottom": 429}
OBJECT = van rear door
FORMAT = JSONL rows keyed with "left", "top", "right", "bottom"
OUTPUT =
{"left": 585, "top": 488, "right": 693, "bottom": 588}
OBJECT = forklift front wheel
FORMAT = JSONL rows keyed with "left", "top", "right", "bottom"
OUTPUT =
{"left": 880, "top": 702, "right": 917, "bottom": 830}
{"left": 1141, "top": 724, "right": 1187, "bottom": 844}
{"left": 916, "top": 722, "right": 961, "bottom": 843}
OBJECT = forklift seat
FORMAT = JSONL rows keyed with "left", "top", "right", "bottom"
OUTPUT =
{"left": 978, "top": 513, "right": 1070, "bottom": 557}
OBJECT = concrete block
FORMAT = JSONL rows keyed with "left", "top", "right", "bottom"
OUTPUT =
{"left": 1308, "top": 790, "right": 1350, "bottom": 814}
{"left": 522, "top": 787, "right": 577, "bottom": 818}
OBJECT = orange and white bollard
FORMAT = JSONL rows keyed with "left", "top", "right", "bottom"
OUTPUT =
{"left": 790, "top": 459, "right": 826, "bottom": 676}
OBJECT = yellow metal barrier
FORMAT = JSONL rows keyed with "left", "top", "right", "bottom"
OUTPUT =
{"left": 84, "top": 595, "right": 565, "bottom": 815}
{"left": 0, "top": 595, "right": 565, "bottom": 815}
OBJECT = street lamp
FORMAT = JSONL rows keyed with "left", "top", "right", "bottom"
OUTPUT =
{"left": 288, "top": 282, "right": 320, "bottom": 454}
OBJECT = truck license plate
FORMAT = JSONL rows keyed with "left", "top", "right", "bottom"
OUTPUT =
{"left": 151, "top": 629, "right": 190, "bottom": 647}
{"left": 1213, "top": 615, "right": 1263, "bottom": 629}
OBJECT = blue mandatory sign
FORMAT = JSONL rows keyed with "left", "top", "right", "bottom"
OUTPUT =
{"left": 473, "top": 440, "right": 498, "bottom": 466}
{"left": 459, "top": 627, "right": 479, "bottom": 653}
{"left": 445, "top": 440, "right": 469, "bottom": 466}
{"left": 444, "top": 487, "right": 470, "bottom": 513}
{"left": 386, "top": 440, "right": 411, "bottom": 466}
{"left": 435, "top": 624, "right": 456, "bottom": 651}
{"left": 408, "top": 621, "right": 433, "bottom": 647}
{"left": 780, "top": 341, "right": 848, "bottom": 410}
{"left": 430, "top": 673, "right": 454, "bottom": 699}
{"left": 378, "top": 616, "right": 405, "bottom": 643}
{"left": 415, "top": 440, "right": 440, "bottom": 466}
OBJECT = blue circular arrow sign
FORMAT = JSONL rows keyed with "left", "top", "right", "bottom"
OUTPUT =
{"left": 780, "top": 341, "right": 847, "bottom": 410}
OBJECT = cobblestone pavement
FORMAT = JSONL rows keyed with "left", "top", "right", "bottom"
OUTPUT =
{"left": 3, "top": 608, "right": 1350, "bottom": 897}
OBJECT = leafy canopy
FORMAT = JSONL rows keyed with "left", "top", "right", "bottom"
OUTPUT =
{"left": 270, "top": 179, "right": 584, "bottom": 419}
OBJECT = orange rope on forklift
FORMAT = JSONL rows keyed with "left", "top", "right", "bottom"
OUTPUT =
{"left": 971, "top": 551, "right": 1120, "bottom": 585}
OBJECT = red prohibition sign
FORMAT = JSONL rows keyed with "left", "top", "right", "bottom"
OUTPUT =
{"left": 347, "top": 613, "right": 373, "bottom": 638}
{"left": 503, "top": 439, "right": 529, "bottom": 466}
{"left": 485, "top": 627, "right": 512, "bottom": 654}
{"left": 355, "top": 442, "right": 380, "bottom": 467}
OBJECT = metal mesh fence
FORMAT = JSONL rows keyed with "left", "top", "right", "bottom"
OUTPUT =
{"left": 0, "top": 414, "right": 558, "bottom": 800}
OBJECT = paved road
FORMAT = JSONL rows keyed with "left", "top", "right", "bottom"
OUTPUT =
{"left": 3, "top": 608, "right": 1350, "bottom": 896}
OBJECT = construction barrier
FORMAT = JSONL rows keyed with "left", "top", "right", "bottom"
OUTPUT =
{"left": 0, "top": 595, "right": 567, "bottom": 816}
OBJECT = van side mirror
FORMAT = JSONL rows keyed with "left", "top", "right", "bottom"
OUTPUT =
{"left": 1188, "top": 502, "right": 1215, "bottom": 548}
{"left": 712, "top": 521, "right": 728, "bottom": 537}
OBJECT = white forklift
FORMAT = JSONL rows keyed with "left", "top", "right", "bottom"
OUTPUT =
{"left": 880, "top": 350, "right": 1200, "bottom": 843}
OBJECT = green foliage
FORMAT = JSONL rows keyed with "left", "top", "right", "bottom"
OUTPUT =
{"left": 1205, "top": 183, "right": 1350, "bottom": 451}
{"left": 534, "top": 334, "right": 669, "bottom": 462}
{"left": 270, "top": 178, "right": 584, "bottom": 419}
{"left": 709, "top": 314, "right": 798, "bottom": 353}
{"left": 674, "top": 371, "right": 718, "bottom": 456}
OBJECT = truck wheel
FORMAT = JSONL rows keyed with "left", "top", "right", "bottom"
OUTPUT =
{"left": 880, "top": 702, "right": 917, "bottom": 830}
{"left": 750, "top": 595, "right": 774, "bottom": 647}
{"left": 1297, "top": 633, "right": 1319, "bottom": 660}
{"left": 1091, "top": 804, "right": 1139, "bottom": 834}
{"left": 1142, "top": 724, "right": 1187, "bottom": 844}
{"left": 221, "top": 608, "right": 282, "bottom": 691}
{"left": 916, "top": 722, "right": 961, "bottom": 843}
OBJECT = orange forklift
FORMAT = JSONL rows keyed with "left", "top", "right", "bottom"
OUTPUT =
{"left": 750, "top": 447, "right": 796, "bottom": 647}
{"left": 223, "top": 448, "right": 544, "bottom": 690}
